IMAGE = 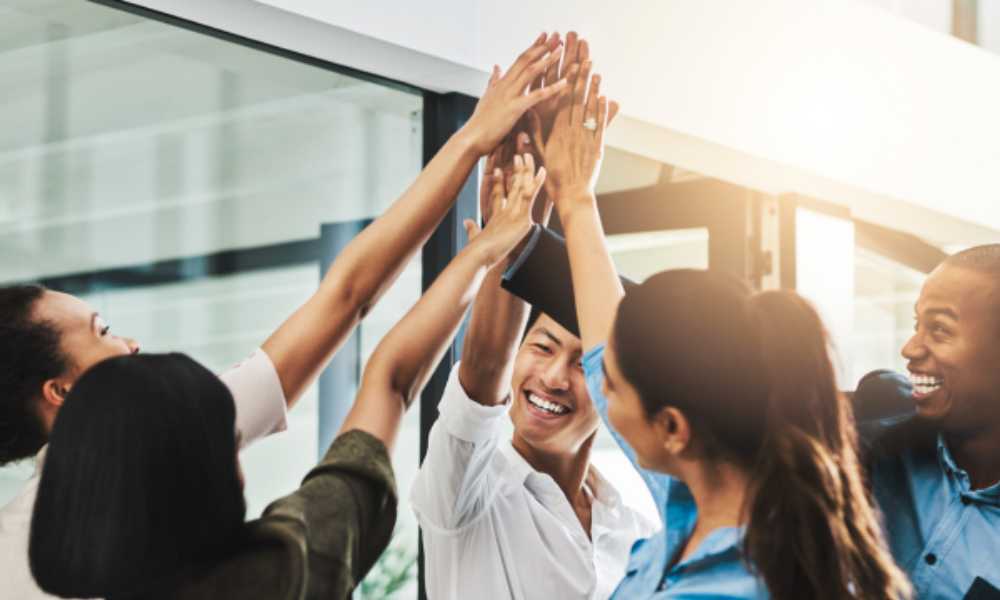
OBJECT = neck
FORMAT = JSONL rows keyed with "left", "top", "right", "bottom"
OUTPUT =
{"left": 512, "top": 433, "right": 595, "bottom": 506}
{"left": 946, "top": 425, "right": 1000, "bottom": 489}
{"left": 683, "top": 460, "right": 750, "bottom": 530}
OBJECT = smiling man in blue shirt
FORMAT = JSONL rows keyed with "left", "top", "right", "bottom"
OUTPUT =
{"left": 863, "top": 244, "right": 1000, "bottom": 599}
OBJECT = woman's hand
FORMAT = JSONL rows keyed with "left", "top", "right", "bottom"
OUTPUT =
{"left": 529, "top": 58, "right": 611, "bottom": 217}
{"left": 462, "top": 33, "right": 568, "bottom": 157}
{"left": 467, "top": 153, "right": 545, "bottom": 267}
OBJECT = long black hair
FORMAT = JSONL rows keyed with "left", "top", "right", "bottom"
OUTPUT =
{"left": 29, "top": 353, "right": 246, "bottom": 599}
{"left": 612, "top": 270, "right": 910, "bottom": 600}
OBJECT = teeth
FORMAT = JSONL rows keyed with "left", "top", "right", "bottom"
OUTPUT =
{"left": 527, "top": 393, "right": 569, "bottom": 415}
{"left": 909, "top": 373, "right": 942, "bottom": 395}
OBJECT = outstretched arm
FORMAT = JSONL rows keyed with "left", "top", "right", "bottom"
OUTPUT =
{"left": 339, "top": 154, "right": 546, "bottom": 452}
{"left": 534, "top": 48, "right": 619, "bottom": 350}
{"left": 261, "top": 33, "right": 567, "bottom": 408}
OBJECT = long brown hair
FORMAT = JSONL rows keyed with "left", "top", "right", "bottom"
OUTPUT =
{"left": 612, "top": 271, "right": 910, "bottom": 600}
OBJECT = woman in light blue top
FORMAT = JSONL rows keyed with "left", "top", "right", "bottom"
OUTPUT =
{"left": 528, "top": 50, "right": 911, "bottom": 599}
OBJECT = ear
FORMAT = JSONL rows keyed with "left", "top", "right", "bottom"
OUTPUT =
{"left": 40, "top": 378, "right": 70, "bottom": 410}
{"left": 655, "top": 406, "right": 692, "bottom": 456}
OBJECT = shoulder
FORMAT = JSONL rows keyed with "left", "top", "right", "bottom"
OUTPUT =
{"left": 169, "top": 520, "right": 307, "bottom": 600}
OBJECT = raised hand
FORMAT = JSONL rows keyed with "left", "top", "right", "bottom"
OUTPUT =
{"left": 531, "top": 58, "right": 610, "bottom": 214}
{"left": 462, "top": 33, "right": 568, "bottom": 157}
{"left": 466, "top": 153, "right": 545, "bottom": 266}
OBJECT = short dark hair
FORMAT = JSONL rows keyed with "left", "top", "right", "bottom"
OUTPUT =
{"left": 0, "top": 284, "right": 68, "bottom": 465}
{"left": 944, "top": 243, "right": 1000, "bottom": 273}
{"left": 29, "top": 353, "right": 246, "bottom": 599}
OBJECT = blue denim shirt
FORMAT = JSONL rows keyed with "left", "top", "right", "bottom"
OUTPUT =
{"left": 583, "top": 344, "right": 769, "bottom": 599}
{"left": 864, "top": 371, "right": 1000, "bottom": 599}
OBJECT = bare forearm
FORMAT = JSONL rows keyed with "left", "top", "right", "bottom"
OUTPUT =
{"left": 261, "top": 129, "right": 480, "bottom": 406}
{"left": 458, "top": 264, "right": 529, "bottom": 405}
{"left": 338, "top": 240, "right": 493, "bottom": 448}
{"left": 321, "top": 129, "right": 479, "bottom": 312}
{"left": 558, "top": 194, "right": 624, "bottom": 350}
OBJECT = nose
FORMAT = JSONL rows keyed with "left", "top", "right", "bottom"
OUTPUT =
{"left": 540, "top": 359, "right": 571, "bottom": 392}
{"left": 124, "top": 337, "right": 141, "bottom": 355}
{"left": 901, "top": 330, "right": 926, "bottom": 362}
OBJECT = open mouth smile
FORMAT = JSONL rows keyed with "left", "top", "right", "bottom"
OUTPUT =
{"left": 909, "top": 372, "right": 943, "bottom": 397}
{"left": 524, "top": 391, "right": 572, "bottom": 417}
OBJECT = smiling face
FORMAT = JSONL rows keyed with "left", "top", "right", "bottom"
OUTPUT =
{"left": 902, "top": 264, "right": 1000, "bottom": 432}
{"left": 509, "top": 314, "right": 597, "bottom": 456}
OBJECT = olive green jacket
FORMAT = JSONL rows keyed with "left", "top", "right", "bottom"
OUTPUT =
{"left": 145, "top": 430, "right": 397, "bottom": 600}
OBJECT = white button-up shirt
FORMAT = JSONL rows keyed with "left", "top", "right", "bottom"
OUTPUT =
{"left": 0, "top": 349, "right": 288, "bottom": 600}
{"left": 411, "top": 363, "right": 657, "bottom": 600}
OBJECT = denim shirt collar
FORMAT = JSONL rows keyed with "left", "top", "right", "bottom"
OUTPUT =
{"left": 936, "top": 434, "right": 1000, "bottom": 506}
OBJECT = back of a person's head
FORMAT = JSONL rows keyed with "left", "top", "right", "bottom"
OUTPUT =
{"left": 613, "top": 269, "right": 768, "bottom": 458}
{"left": 29, "top": 353, "right": 246, "bottom": 599}
{"left": 0, "top": 284, "right": 68, "bottom": 465}
{"left": 613, "top": 272, "right": 910, "bottom": 600}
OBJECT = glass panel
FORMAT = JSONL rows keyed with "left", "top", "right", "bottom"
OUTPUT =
{"left": 794, "top": 207, "right": 856, "bottom": 387}
{"left": 0, "top": 1, "right": 422, "bottom": 597}
{"left": 850, "top": 247, "right": 924, "bottom": 385}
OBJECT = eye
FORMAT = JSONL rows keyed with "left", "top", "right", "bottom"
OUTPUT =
{"left": 532, "top": 343, "right": 552, "bottom": 355}
{"left": 100, "top": 324, "right": 111, "bottom": 337}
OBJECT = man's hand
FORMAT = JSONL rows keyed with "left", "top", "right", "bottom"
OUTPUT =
{"left": 462, "top": 33, "right": 567, "bottom": 157}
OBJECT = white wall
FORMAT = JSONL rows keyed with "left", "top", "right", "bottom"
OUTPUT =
{"left": 126, "top": 0, "right": 1000, "bottom": 243}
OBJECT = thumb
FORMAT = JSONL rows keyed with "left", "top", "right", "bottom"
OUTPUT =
{"left": 464, "top": 219, "right": 481, "bottom": 241}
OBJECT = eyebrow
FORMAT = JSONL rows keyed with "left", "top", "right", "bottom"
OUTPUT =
{"left": 90, "top": 312, "right": 99, "bottom": 331}
{"left": 533, "top": 328, "right": 563, "bottom": 347}
{"left": 915, "top": 305, "right": 959, "bottom": 321}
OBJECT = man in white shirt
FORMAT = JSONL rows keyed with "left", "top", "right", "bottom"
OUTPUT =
{"left": 411, "top": 136, "right": 656, "bottom": 599}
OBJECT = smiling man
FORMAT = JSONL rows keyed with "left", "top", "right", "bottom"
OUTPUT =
{"left": 410, "top": 170, "right": 655, "bottom": 599}
{"left": 866, "top": 244, "right": 1000, "bottom": 599}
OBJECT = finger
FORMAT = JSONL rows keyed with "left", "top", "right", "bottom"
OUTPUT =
{"left": 490, "top": 167, "right": 505, "bottom": 220}
{"left": 560, "top": 31, "right": 578, "bottom": 79}
{"left": 514, "top": 48, "right": 563, "bottom": 95}
{"left": 570, "top": 60, "right": 592, "bottom": 125}
{"left": 506, "top": 35, "right": 551, "bottom": 85}
{"left": 525, "top": 166, "right": 546, "bottom": 216}
{"left": 525, "top": 110, "right": 545, "bottom": 157}
{"left": 488, "top": 64, "right": 501, "bottom": 87}
{"left": 608, "top": 100, "right": 621, "bottom": 125}
{"left": 520, "top": 77, "right": 568, "bottom": 114}
{"left": 552, "top": 63, "right": 579, "bottom": 129}
{"left": 544, "top": 32, "right": 562, "bottom": 88}
{"left": 516, "top": 131, "right": 531, "bottom": 157}
{"left": 577, "top": 38, "right": 590, "bottom": 65}
{"left": 595, "top": 96, "right": 609, "bottom": 149}
{"left": 523, "top": 152, "right": 537, "bottom": 196}
{"left": 585, "top": 73, "right": 601, "bottom": 132}
{"left": 464, "top": 219, "right": 481, "bottom": 241}
{"left": 532, "top": 33, "right": 561, "bottom": 91}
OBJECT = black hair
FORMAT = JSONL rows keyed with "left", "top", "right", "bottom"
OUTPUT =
{"left": 29, "top": 353, "right": 246, "bottom": 599}
{"left": 0, "top": 284, "right": 68, "bottom": 465}
{"left": 611, "top": 269, "right": 910, "bottom": 600}
{"left": 522, "top": 305, "right": 543, "bottom": 340}
{"left": 944, "top": 243, "right": 1000, "bottom": 273}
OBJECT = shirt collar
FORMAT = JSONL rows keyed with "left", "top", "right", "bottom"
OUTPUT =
{"left": 936, "top": 434, "right": 1000, "bottom": 505}
{"left": 497, "top": 441, "right": 624, "bottom": 510}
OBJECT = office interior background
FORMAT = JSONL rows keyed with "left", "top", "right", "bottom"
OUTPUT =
{"left": 2, "top": 1, "right": 999, "bottom": 598}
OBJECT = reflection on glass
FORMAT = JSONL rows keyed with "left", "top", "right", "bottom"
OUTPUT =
{"left": 850, "top": 247, "right": 923, "bottom": 385}
{"left": 1, "top": 1, "right": 422, "bottom": 597}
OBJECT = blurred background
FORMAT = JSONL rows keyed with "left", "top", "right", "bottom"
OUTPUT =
{"left": 2, "top": 1, "right": 999, "bottom": 598}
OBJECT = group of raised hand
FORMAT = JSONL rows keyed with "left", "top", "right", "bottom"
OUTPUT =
{"left": 470, "top": 31, "right": 617, "bottom": 259}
